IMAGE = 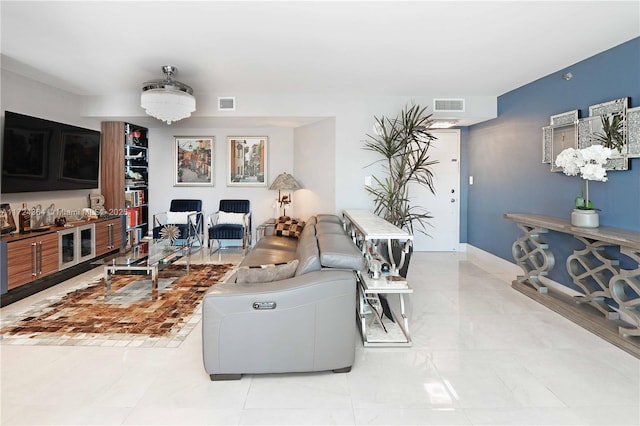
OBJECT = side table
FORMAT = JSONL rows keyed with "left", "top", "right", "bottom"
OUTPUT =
{"left": 357, "top": 272, "right": 413, "bottom": 347}
{"left": 256, "top": 219, "right": 276, "bottom": 242}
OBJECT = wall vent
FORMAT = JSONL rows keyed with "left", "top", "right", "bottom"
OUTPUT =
{"left": 218, "top": 97, "right": 235, "bottom": 111}
{"left": 434, "top": 98, "right": 465, "bottom": 112}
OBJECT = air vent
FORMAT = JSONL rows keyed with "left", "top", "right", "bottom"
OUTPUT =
{"left": 218, "top": 97, "right": 235, "bottom": 111}
{"left": 434, "top": 98, "right": 465, "bottom": 112}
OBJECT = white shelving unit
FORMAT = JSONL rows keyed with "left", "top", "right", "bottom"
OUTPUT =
{"left": 342, "top": 209, "right": 414, "bottom": 347}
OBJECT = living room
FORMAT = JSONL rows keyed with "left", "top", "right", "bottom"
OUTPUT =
{"left": 2, "top": 1, "right": 640, "bottom": 425}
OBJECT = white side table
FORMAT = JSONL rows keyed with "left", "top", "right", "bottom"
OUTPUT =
{"left": 357, "top": 272, "right": 413, "bottom": 347}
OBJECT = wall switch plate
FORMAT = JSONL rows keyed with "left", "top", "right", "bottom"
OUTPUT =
{"left": 469, "top": 176, "right": 474, "bottom": 185}
{"left": 365, "top": 176, "right": 372, "bottom": 186}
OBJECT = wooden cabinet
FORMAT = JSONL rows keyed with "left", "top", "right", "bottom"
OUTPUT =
{"left": 95, "top": 216, "right": 124, "bottom": 257}
{"left": 5, "top": 232, "right": 59, "bottom": 290}
{"left": 101, "top": 122, "right": 149, "bottom": 249}
{"left": 1, "top": 217, "right": 124, "bottom": 296}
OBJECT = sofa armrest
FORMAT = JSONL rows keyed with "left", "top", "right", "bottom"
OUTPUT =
{"left": 202, "top": 270, "right": 357, "bottom": 376}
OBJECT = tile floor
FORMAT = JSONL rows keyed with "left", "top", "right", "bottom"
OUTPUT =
{"left": 1, "top": 248, "right": 638, "bottom": 425}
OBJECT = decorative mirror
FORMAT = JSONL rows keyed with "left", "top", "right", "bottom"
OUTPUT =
{"left": 543, "top": 98, "right": 634, "bottom": 172}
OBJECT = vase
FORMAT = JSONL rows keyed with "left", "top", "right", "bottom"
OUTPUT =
{"left": 571, "top": 209, "right": 599, "bottom": 228}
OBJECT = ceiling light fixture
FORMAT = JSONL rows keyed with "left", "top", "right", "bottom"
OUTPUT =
{"left": 430, "top": 119, "right": 459, "bottom": 129}
{"left": 140, "top": 66, "right": 195, "bottom": 125}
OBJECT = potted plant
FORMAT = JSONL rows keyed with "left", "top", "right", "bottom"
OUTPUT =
{"left": 554, "top": 144, "right": 612, "bottom": 228}
{"left": 363, "top": 104, "right": 438, "bottom": 276}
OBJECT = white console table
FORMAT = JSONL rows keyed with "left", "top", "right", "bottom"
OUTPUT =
{"left": 505, "top": 213, "right": 640, "bottom": 343}
{"left": 342, "top": 209, "right": 414, "bottom": 347}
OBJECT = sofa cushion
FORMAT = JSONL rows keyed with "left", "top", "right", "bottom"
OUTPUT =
{"left": 317, "top": 233, "right": 365, "bottom": 271}
{"left": 316, "top": 221, "right": 345, "bottom": 235}
{"left": 295, "top": 234, "right": 321, "bottom": 276}
{"left": 316, "top": 214, "right": 342, "bottom": 224}
{"left": 236, "top": 259, "right": 299, "bottom": 284}
{"left": 306, "top": 216, "right": 317, "bottom": 226}
{"left": 274, "top": 219, "right": 305, "bottom": 238}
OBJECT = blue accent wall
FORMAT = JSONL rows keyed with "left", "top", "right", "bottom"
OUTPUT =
{"left": 467, "top": 37, "right": 640, "bottom": 288}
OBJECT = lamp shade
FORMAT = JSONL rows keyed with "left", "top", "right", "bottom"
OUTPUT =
{"left": 140, "top": 89, "right": 195, "bottom": 125}
{"left": 269, "top": 172, "right": 302, "bottom": 191}
{"left": 140, "top": 66, "right": 196, "bottom": 125}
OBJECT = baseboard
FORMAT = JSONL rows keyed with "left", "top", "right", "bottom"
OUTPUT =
{"left": 512, "top": 280, "right": 640, "bottom": 359}
{"left": 462, "top": 244, "right": 521, "bottom": 276}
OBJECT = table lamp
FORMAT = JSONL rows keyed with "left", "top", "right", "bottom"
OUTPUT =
{"left": 269, "top": 172, "right": 302, "bottom": 220}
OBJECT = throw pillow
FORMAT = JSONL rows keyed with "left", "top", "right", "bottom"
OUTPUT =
{"left": 274, "top": 219, "right": 305, "bottom": 239}
{"left": 166, "top": 211, "right": 197, "bottom": 225}
{"left": 236, "top": 259, "right": 299, "bottom": 284}
{"left": 217, "top": 211, "right": 245, "bottom": 225}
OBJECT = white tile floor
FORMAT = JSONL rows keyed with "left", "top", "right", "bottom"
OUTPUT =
{"left": 1, "top": 248, "right": 639, "bottom": 425}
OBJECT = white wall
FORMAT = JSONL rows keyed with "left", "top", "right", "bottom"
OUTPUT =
{"left": 3, "top": 71, "right": 499, "bottom": 230}
{"left": 293, "top": 118, "right": 336, "bottom": 220}
{"left": 1, "top": 70, "right": 102, "bottom": 213}
{"left": 147, "top": 126, "right": 295, "bottom": 238}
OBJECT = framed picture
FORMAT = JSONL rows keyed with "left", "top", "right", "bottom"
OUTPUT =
{"left": 550, "top": 122, "right": 577, "bottom": 172}
{"left": 0, "top": 204, "right": 17, "bottom": 234}
{"left": 227, "top": 136, "right": 268, "bottom": 186}
{"left": 174, "top": 137, "right": 214, "bottom": 186}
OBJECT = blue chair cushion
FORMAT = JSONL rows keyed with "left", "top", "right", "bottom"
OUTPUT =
{"left": 209, "top": 223, "right": 244, "bottom": 240}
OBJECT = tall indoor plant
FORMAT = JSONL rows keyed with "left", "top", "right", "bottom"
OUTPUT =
{"left": 363, "top": 104, "right": 438, "bottom": 275}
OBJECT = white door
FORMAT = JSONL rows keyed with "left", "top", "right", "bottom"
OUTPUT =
{"left": 410, "top": 129, "right": 460, "bottom": 251}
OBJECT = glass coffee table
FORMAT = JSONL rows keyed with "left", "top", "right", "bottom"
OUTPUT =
{"left": 99, "top": 240, "right": 190, "bottom": 299}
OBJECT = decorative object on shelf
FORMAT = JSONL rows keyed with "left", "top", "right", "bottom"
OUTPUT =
{"left": 140, "top": 66, "right": 195, "bottom": 125}
{"left": 89, "top": 194, "right": 107, "bottom": 216}
{"left": 555, "top": 145, "right": 612, "bottom": 228}
{"left": 269, "top": 172, "right": 302, "bottom": 219}
{"left": 18, "top": 203, "right": 31, "bottom": 233}
{"left": 227, "top": 136, "right": 268, "bottom": 186}
{"left": 160, "top": 224, "right": 181, "bottom": 242}
{"left": 173, "top": 137, "right": 214, "bottom": 187}
{"left": 0, "top": 203, "right": 16, "bottom": 234}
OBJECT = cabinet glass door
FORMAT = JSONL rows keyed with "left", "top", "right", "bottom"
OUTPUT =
{"left": 78, "top": 224, "right": 95, "bottom": 262}
{"left": 59, "top": 228, "right": 76, "bottom": 269}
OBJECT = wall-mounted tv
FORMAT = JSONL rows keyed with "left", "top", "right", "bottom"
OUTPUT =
{"left": 1, "top": 111, "right": 101, "bottom": 193}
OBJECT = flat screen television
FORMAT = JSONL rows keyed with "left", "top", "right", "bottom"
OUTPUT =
{"left": 1, "top": 111, "right": 101, "bottom": 193}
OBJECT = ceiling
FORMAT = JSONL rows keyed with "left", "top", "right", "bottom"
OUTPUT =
{"left": 2, "top": 1, "right": 639, "bottom": 126}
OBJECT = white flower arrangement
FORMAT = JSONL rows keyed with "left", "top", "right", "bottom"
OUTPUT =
{"left": 555, "top": 145, "right": 612, "bottom": 210}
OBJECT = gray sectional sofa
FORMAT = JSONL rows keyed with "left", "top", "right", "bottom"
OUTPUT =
{"left": 202, "top": 214, "right": 364, "bottom": 380}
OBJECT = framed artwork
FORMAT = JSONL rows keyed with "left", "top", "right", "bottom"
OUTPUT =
{"left": 627, "top": 106, "right": 640, "bottom": 158}
{"left": 550, "top": 109, "right": 579, "bottom": 126}
{"left": 227, "top": 136, "right": 268, "bottom": 186}
{"left": 550, "top": 122, "right": 577, "bottom": 172}
{"left": 0, "top": 204, "right": 17, "bottom": 234}
{"left": 174, "top": 137, "right": 214, "bottom": 186}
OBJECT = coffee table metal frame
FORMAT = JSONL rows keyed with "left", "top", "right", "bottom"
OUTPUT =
{"left": 103, "top": 241, "right": 190, "bottom": 299}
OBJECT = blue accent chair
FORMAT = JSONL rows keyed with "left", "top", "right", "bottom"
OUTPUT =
{"left": 152, "top": 199, "right": 204, "bottom": 248}
{"left": 208, "top": 199, "right": 251, "bottom": 255}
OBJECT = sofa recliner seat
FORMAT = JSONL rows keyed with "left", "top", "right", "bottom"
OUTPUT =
{"left": 202, "top": 214, "right": 364, "bottom": 380}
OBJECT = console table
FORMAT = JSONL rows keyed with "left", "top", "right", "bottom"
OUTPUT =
{"left": 342, "top": 209, "right": 414, "bottom": 347}
{"left": 504, "top": 213, "right": 640, "bottom": 341}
